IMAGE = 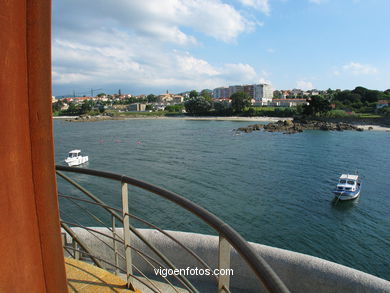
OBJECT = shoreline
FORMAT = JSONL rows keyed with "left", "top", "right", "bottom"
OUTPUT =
{"left": 53, "top": 115, "right": 293, "bottom": 122}
{"left": 354, "top": 124, "right": 390, "bottom": 131}
{"left": 53, "top": 115, "right": 390, "bottom": 131}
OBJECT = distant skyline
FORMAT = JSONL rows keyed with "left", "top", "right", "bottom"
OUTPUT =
{"left": 52, "top": 0, "right": 390, "bottom": 96}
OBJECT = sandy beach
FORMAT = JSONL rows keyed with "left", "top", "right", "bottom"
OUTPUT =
{"left": 355, "top": 125, "right": 390, "bottom": 131}
{"left": 135, "top": 116, "right": 294, "bottom": 122}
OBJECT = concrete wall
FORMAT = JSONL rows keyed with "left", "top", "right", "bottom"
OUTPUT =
{"left": 65, "top": 228, "right": 390, "bottom": 293}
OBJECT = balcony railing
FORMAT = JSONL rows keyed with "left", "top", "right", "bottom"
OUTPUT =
{"left": 56, "top": 165, "right": 290, "bottom": 293}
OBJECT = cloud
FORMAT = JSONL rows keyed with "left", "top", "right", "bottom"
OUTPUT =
{"left": 342, "top": 62, "right": 378, "bottom": 75}
{"left": 52, "top": 32, "right": 262, "bottom": 91}
{"left": 52, "top": 0, "right": 264, "bottom": 94}
{"left": 54, "top": 0, "right": 252, "bottom": 44}
{"left": 296, "top": 80, "right": 314, "bottom": 90}
{"left": 308, "top": 0, "right": 326, "bottom": 4}
{"left": 238, "top": 0, "right": 270, "bottom": 15}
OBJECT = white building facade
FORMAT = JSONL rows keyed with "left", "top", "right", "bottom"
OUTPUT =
{"left": 253, "top": 84, "right": 273, "bottom": 105}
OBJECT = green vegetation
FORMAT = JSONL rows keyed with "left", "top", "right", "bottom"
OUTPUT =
{"left": 328, "top": 87, "right": 389, "bottom": 113}
{"left": 242, "top": 107, "right": 298, "bottom": 117}
{"left": 165, "top": 104, "right": 184, "bottom": 112}
{"left": 184, "top": 96, "right": 212, "bottom": 115}
{"left": 147, "top": 94, "right": 157, "bottom": 103}
{"left": 321, "top": 110, "right": 356, "bottom": 118}
{"left": 230, "top": 92, "right": 251, "bottom": 113}
{"left": 53, "top": 100, "right": 105, "bottom": 116}
{"left": 299, "top": 87, "right": 389, "bottom": 120}
{"left": 189, "top": 90, "right": 199, "bottom": 99}
{"left": 378, "top": 106, "right": 390, "bottom": 117}
{"left": 53, "top": 86, "right": 389, "bottom": 120}
{"left": 303, "top": 96, "right": 331, "bottom": 116}
{"left": 107, "top": 110, "right": 167, "bottom": 117}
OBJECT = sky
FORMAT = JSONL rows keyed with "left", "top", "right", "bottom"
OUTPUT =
{"left": 52, "top": 0, "right": 390, "bottom": 96}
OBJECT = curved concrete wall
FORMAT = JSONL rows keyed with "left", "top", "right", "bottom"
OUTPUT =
{"left": 66, "top": 228, "right": 390, "bottom": 293}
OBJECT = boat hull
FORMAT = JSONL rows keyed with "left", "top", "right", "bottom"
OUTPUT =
{"left": 332, "top": 188, "right": 361, "bottom": 201}
{"left": 65, "top": 156, "right": 89, "bottom": 167}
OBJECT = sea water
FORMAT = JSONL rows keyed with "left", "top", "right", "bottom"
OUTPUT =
{"left": 54, "top": 119, "right": 390, "bottom": 280}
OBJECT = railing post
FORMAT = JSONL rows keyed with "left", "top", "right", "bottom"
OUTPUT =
{"left": 218, "top": 235, "right": 231, "bottom": 293}
{"left": 61, "top": 232, "right": 66, "bottom": 246}
{"left": 112, "top": 215, "right": 119, "bottom": 275}
{"left": 121, "top": 182, "right": 135, "bottom": 290}
{"left": 72, "top": 238, "right": 80, "bottom": 260}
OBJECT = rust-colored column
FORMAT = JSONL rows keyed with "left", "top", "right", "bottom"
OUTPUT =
{"left": 0, "top": 0, "right": 68, "bottom": 292}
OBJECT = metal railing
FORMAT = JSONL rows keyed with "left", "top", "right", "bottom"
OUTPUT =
{"left": 56, "top": 165, "right": 290, "bottom": 293}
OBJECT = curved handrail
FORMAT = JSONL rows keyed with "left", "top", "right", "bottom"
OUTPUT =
{"left": 56, "top": 165, "right": 290, "bottom": 293}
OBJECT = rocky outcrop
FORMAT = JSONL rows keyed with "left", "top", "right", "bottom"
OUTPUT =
{"left": 65, "top": 113, "right": 119, "bottom": 122}
{"left": 236, "top": 124, "right": 264, "bottom": 133}
{"left": 236, "top": 120, "right": 364, "bottom": 134}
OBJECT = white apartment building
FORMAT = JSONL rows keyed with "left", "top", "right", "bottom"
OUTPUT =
{"left": 213, "top": 87, "right": 230, "bottom": 99}
{"left": 253, "top": 84, "right": 273, "bottom": 105}
{"left": 228, "top": 85, "right": 244, "bottom": 96}
{"left": 213, "top": 83, "right": 273, "bottom": 103}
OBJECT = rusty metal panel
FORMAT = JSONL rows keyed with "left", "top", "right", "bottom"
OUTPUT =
{"left": 26, "top": 0, "right": 68, "bottom": 291}
{"left": 0, "top": 0, "right": 67, "bottom": 292}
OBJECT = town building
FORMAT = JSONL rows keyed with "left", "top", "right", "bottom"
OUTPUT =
{"left": 157, "top": 93, "right": 184, "bottom": 104}
{"left": 254, "top": 84, "right": 274, "bottom": 105}
{"left": 229, "top": 85, "right": 244, "bottom": 96}
{"left": 243, "top": 85, "right": 254, "bottom": 99}
{"left": 270, "top": 99, "right": 308, "bottom": 107}
{"left": 128, "top": 103, "right": 146, "bottom": 112}
{"left": 213, "top": 87, "right": 230, "bottom": 99}
{"left": 213, "top": 83, "right": 273, "bottom": 103}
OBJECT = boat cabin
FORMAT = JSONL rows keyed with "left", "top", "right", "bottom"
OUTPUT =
{"left": 336, "top": 174, "right": 358, "bottom": 192}
{"left": 67, "top": 150, "right": 81, "bottom": 158}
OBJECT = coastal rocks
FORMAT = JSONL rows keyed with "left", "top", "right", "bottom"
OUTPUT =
{"left": 236, "top": 124, "right": 264, "bottom": 133}
{"left": 236, "top": 119, "right": 364, "bottom": 134}
{"left": 66, "top": 113, "right": 116, "bottom": 122}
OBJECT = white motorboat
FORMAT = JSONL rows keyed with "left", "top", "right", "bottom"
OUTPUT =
{"left": 333, "top": 174, "right": 361, "bottom": 201}
{"left": 65, "top": 150, "right": 88, "bottom": 166}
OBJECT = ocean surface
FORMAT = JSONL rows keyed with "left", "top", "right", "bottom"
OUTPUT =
{"left": 54, "top": 118, "right": 390, "bottom": 280}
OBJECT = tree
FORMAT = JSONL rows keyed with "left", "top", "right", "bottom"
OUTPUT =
{"left": 303, "top": 96, "right": 331, "bottom": 116}
{"left": 200, "top": 89, "right": 212, "bottom": 101}
{"left": 214, "top": 101, "right": 232, "bottom": 115}
{"left": 96, "top": 102, "right": 105, "bottom": 113}
{"left": 52, "top": 100, "right": 64, "bottom": 112}
{"left": 184, "top": 96, "right": 212, "bottom": 115}
{"left": 230, "top": 91, "right": 251, "bottom": 113}
{"left": 189, "top": 90, "right": 199, "bottom": 99}
{"left": 165, "top": 104, "right": 184, "bottom": 112}
{"left": 352, "top": 86, "right": 368, "bottom": 97}
{"left": 378, "top": 106, "right": 390, "bottom": 117}
{"left": 80, "top": 100, "right": 94, "bottom": 114}
{"left": 65, "top": 102, "right": 80, "bottom": 115}
{"left": 147, "top": 94, "right": 157, "bottom": 103}
{"left": 273, "top": 90, "right": 282, "bottom": 99}
{"left": 364, "top": 90, "right": 382, "bottom": 103}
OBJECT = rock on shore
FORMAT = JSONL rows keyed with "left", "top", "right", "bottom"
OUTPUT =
{"left": 65, "top": 114, "right": 120, "bottom": 122}
{"left": 236, "top": 119, "right": 364, "bottom": 134}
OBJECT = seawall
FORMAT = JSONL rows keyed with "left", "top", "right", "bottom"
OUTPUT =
{"left": 64, "top": 228, "right": 390, "bottom": 293}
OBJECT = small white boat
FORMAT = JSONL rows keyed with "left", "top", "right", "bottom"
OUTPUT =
{"left": 333, "top": 174, "right": 361, "bottom": 201}
{"left": 65, "top": 150, "right": 88, "bottom": 166}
